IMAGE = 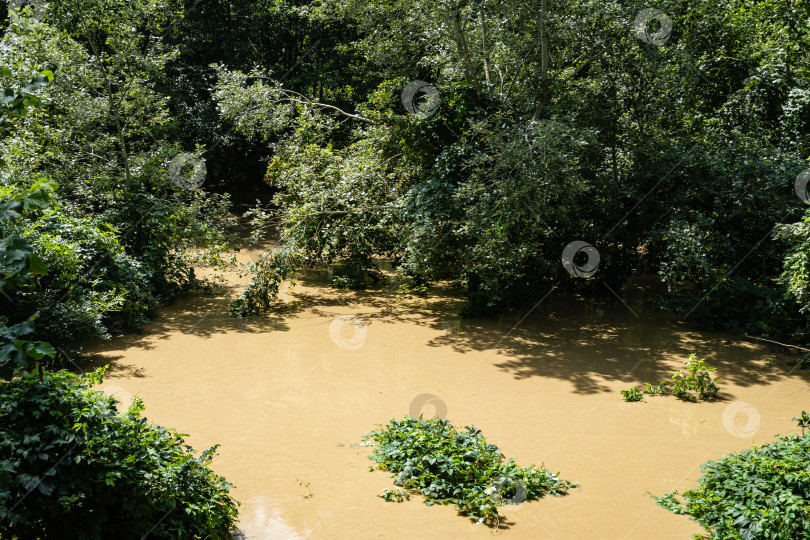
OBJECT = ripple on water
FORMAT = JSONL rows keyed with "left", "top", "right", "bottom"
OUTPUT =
{"left": 232, "top": 497, "right": 306, "bottom": 540}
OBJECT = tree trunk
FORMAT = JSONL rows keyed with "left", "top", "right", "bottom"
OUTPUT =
{"left": 480, "top": 10, "right": 490, "bottom": 84}
{"left": 452, "top": 11, "right": 481, "bottom": 102}
{"left": 103, "top": 77, "right": 131, "bottom": 184}
{"left": 533, "top": 0, "right": 550, "bottom": 120}
{"left": 81, "top": 24, "right": 132, "bottom": 184}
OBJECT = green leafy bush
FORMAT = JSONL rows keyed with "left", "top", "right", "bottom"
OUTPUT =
{"left": 620, "top": 387, "right": 643, "bottom": 402}
{"left": 394, "top": 282, "right": 429, "bottom": 297}
{"left": 795, "top": 411, "right": 810, "bottom": 434}
{"left": 1, "top": 17, "right": 237, "bottom": 351}
{"left": 363, "top": 417, "right": 577, "bottom": 522}
{"left": 0, "top": 312, "right": 55, "bottom": 380}
{"left": 0, "top": 68, "right": 52, "bottom": 141}
{"left": 329, "top": 263, "right": 368, "bottom": 290}
{"left": 0, "top": 369, "right": 238, "bottom": 538}
{"left": 670, "top": 356, "right": 721, "bottom": 401}
{"left": 657, "top": 413, "right": 810, "bottom": 539}
{"left": 330, "top": 275, "right": 357, "bottom": 289}
{"left": 621, "top": 354, "right": 720, "bottom": 402}
{"left": 230, "top": 250, "right": 301, "bottom": 317}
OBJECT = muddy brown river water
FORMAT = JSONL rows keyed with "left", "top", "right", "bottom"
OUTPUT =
{"left": 86, "top": 247, "right": 810, "bottom": 539}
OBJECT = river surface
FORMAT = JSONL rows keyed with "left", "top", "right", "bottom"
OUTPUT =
{"left": 86, "top": 246, "right": 810, "bottom": 539}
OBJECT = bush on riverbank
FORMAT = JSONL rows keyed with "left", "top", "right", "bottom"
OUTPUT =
{"left": 657, "top": 413, "right": 810, "bottom": 539}
{"left": 0, "top": 369, "right": 239, "bottom": 539}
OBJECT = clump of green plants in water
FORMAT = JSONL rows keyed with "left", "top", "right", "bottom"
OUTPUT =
{"left": 0, "top": 369, "right": 239, "bottom": 538}
{"left": 363, "top": 417, "right": 577, "bottom": 523}
{"left": 231, "top": 250, "right": 301, "bottom": 317}
{"left": 620, "top": 387, "right": 644, "bottom": 402}
{"left": 394, "top": 282, "right": 429, "bottom": 297}
{"left": 330, "top": 275, "right": 357, "bottom": 289}
{"left": 620, "top": 354, "right": 720, "bottom": 402}
{"left": 795, "top": 411, "right": 810, "bottom": 433}
{"left": 657, "top": 412, "right": 810, "bottom": 539}
{"left": 379, "top": 487, "right": 410, "bottom": 502}
{"left": 328, "top": 262, "right": 369, "bottom": 290}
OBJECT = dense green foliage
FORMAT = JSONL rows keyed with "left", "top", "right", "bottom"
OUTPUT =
{"left": 621, "top": 354, "right": 721, "bottom": 402}
{"left": 230, "top": 249, "right": 301, "bottom": 317}
{"left": 1, "top": 67, "right": 57, "bottom": 378}
{"left": 2, "top": 0, "right": 809, "bottom": 339}
{"left": 1, "top": 3, "right": 236, "bottom": 355}
{"left": 364, "top": 417, "right": 577, "bottom": 522}
{"left": 1, "top": 22, "right": 238, "bottom": 534}
{"left": 204, "top": 0, "right": 810, "bottom": 343}
{"left": 658, "top": 414, "right": 810, "bottom": 540}
{"left": 0, "top": 369, "right": 238, "bottom": 539}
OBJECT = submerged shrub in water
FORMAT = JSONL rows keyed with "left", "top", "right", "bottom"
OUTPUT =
{"left": 621, "top": 354, "right": 720, "bottom": 402}
{"left": 364, "top": 416, "right": 577, "bottom": 521}
{"left": 620, "top": 387, "right": 644, "bottom": 402}
{"left": 658, "top": 413, "right": 810, "bottom": 539}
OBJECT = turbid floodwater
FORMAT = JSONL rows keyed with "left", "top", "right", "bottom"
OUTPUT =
{"left": 86, "top": 245, "right": 810, "bottom": 539}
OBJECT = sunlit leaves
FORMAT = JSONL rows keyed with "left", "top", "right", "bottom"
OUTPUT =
{"left": 658, "top": 422, "right": 810, "bottom": 539}
{"left": 364, "top": 417, "right": 577, "bottom": 521}
{"left": 0, "top": 369, "right": 238, "bottom": 537}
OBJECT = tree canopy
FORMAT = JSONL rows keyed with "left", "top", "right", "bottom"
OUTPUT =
{"left": 1, "top": 0, "right": 809, "bottom": 356}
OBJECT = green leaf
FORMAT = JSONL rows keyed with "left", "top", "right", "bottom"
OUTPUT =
{"left": 0, "top": 200, "right": 22, "bottom": 222}
{"left": 26, "top": 253, "right": 48, "bottom": 276}
{"left": 22, "top": 189, "right": 51, "bottom": 210}
{"left": 36, "top": 481, "right": 54, "bottom": 496}
{"left": 29, "top": 342, "right": 56, "bottom": 360}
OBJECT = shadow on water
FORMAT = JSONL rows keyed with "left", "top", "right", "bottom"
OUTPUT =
{"left": 288, "top": 267, "right": 807, "bottom": 396}
{"left": 86, "top": 261, "right": 808, "bottom": 393}
{"left": 427, "top": 291, "right": 794, "bottom": 395}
